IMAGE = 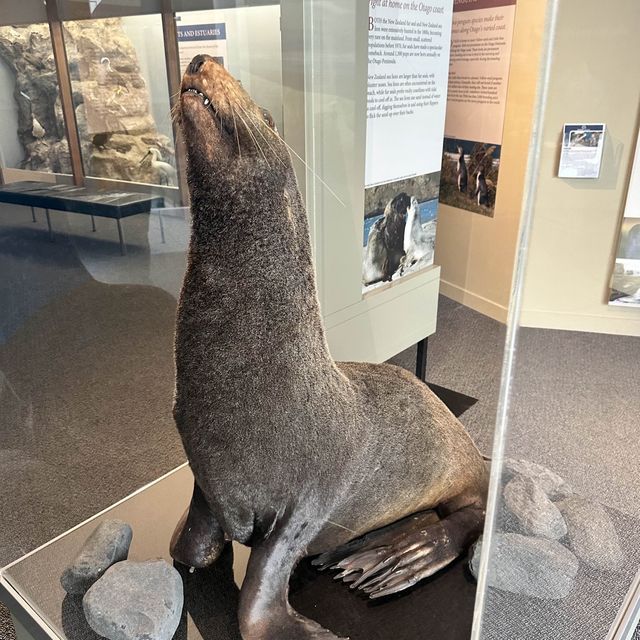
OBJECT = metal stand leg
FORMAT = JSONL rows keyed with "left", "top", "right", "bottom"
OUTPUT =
{"left": 116, "top": 218, "right": 126, "bottom": 255}
{"left": 415, "top": 337, "right": 428, "bottom": 382}
{"left": 91, "top": 215, "right": 96, "bottom": 232}
{"left": 45, "top": 209, "right": 54, "bottom": 242}
{"left": 158, "top": 211, "right": 166, "bottom": 244}
{"left": 30, "top": 206, "right": 36, "bottom": 223}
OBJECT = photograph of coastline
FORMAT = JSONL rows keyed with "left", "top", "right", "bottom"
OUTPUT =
{"left": 439, "top": 137, "right": 501, "bottom": 217}
{"left": 362, "top": 172, "right": 439, "bottom": 295}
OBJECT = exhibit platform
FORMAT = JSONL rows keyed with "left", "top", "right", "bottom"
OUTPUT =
{"left": 0, "top": 463, "right": 477, "bottom": 640}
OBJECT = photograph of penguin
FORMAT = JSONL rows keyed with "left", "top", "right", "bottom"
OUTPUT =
{"left": 457, "top": 145, "right": 468, "bottom": 193}
{"left": 475, "top": 169, "right": 489, "bottom": 206}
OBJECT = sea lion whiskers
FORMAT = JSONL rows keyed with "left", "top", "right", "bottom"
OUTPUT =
{"left": 234, "top": 107, "right": 270, "bottom": 166}
{"left": 234, "top": 103, "right": 286, "bottom": 167}
{"left": 231, "top": 108, "right": 242, "bottom": 159}
{"left": 235, "top": 100, "right": 346, "bottom": 207}
{"left": 223, "top": 84, "right": 283, "bottom": 167}
{"left": 170, "top": 100, "right": 181, "bottom": 126}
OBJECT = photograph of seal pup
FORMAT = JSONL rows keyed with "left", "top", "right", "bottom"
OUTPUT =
{"left": 475, "top": 169, "right": 489, "bottom": 207}
{"left": 457, "top": 145, "right": 468, "bottom": 193}
{"left": 381, "top": 192, "right": 410, "bottom": 280}
{"left": 173, "top": 53, "right": 488, "bottom": 640}
{"left": 402, "top": 196, "right": 433, "bottom": 271}
{"left": 362, "top": 217, "right": 389, "bottom": 286}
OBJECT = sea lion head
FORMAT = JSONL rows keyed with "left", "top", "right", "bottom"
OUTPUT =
{"left": 384, "top": 192, "right": 411, "bottom": 222}
{"left": 179, "top": 54, "right": 291, "bottom": 195}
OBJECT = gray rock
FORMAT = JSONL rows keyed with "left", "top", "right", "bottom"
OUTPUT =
{"left": 503, "top": 458, "right": 572, "bottom": 499}
{"left": 61, "top": 520, "right": 133, "bottom": 595}
{"left": 503, "top": 476, "right": 568, "bottom": 539}
{"left": 557, "top": 496, "right": 624, "bottom": 572}
{"left": 469, "top": 533, "right": 578, "bottom": 599}
{"left": 83, "top": 560, "right": 183, "bottom": 640}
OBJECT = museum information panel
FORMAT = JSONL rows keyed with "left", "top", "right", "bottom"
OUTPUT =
{"left": 362, "top": 0, "right": 454, "bottom": 295}
{"left": 440, "top": 0, "right": 517, "bottom": 217}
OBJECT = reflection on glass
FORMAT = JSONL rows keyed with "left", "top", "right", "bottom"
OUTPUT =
{"left": 176, "top": 5, "right": 283, "bottom": 132}
{"left": 63, "top": 16, "right": 176, "bottom": 186}
{"left": 0, "top": 24, "right": 72, "bottom": 174}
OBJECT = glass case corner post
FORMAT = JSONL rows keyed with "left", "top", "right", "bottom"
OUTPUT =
{"left": 469, "top": 0, "right": 561, "bottom": 637}
{"left": 45, "top": 0, "right": 86, "bottom": 185}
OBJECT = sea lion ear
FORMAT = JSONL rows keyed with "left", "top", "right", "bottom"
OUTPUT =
{"left": 261, "top": 107, "right": 278, "bottom": 132}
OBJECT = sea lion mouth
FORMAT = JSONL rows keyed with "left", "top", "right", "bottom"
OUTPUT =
{"left": 180, "top": 54, "right": 285, "bottom": 168}
{"left": 182, "top": 86, "right": 213, "bottom": 108}
{"left": 180, "top": 85, "right": 235, "bottom": 136}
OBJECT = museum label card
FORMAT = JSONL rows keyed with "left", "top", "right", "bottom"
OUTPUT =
{"left": 558, "top": 123, "right": 606, "bottom": 179}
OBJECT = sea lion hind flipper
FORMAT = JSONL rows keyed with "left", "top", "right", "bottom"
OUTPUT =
{"left": 326, "top": 502, "right": 485, "bottom": 599}
{"left": 312, "top": 509, "right": 439, "bottom": 570}
{"left": 170, "top": 480, "right": 226, "bottom": 569}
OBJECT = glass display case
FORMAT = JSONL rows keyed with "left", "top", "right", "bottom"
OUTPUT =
{"left": 0, "top": 1, "right": 639, "bottom": 639}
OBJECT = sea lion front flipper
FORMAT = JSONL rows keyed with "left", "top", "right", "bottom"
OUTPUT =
{"left": 170, "top": 480, "right": 226, "bottom": 569}
{"left": 326, "top": 499, "right": 485, "bottom": 599}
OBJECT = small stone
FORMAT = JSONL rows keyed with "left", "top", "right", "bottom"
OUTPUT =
{"left": 469, "top": 533, "right": 578, "bottom": 599}
{"left": 503, "top": 458, "right": 572, "bottom": 499}
{"left": 557, "top": 496, "right": 624, "bottom": 572}
{"left": 61, "top": 520, "right": 133, "bottom": 595}
{"left": 83, "top": 560, "right": 183, "bottom": 640}
{"left": 503, "top": 476, "right": 567, "bottom": 539}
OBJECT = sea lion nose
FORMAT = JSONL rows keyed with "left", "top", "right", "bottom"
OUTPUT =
{"left": 187, "top": 54, "right": 209, "bottom": 75}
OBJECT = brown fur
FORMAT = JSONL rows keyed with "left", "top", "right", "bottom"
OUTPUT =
{"left": 173, "top": 55, "right": 488, "bottom": 639}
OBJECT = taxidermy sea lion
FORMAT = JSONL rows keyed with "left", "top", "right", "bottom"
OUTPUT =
{"left": 172, "top": 54, "right": 488, "bottom": 640}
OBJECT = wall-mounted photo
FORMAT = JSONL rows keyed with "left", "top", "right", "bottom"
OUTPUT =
{"left": 609, "top": 258, "right": 640, "bottom": 307}
{"left": 439, "top": 137, "right": 500, "bottom": 217}
{"left": 362, "top": 172, "right": 439, "bottom": 294}
{"left": 609, "top": 217, "right": 640, "bottom": 307}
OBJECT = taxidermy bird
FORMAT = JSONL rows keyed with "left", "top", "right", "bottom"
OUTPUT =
{"left": 31, "top": 116, "right": 45, "bottom": 139}
{"left": 92, "top": 132, "right": 113, "bottom": 150}
{"left": 140, "top": 147, "right": 177, "bottom": 186}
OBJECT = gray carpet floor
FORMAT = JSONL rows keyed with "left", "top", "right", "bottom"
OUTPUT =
{"left": 0, "top": 202, "right": 639, "bottom": 639}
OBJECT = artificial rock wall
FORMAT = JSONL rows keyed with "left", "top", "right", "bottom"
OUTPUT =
{"left": 0, "top": 19, "right": 174, "bottom": 184}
